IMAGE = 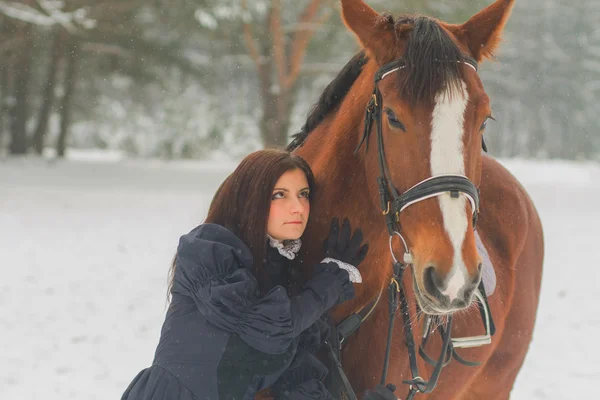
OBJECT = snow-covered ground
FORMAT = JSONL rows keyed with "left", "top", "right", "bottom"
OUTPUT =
{"left": 1, "top": 154, "right": 599, "bottom": 399}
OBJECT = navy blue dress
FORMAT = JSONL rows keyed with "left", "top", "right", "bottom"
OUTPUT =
{"left": 121, "top": 223, "right": 351, "bottom": 400}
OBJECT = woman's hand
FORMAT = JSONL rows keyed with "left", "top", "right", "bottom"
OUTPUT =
{"left": 324, "top": 217, "right": 369, "bottom": 266}
{"left": 322, "top": 217, "right": 369, "bottom": 283}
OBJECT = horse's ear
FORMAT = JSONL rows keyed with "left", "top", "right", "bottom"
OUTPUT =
{"left": 340, "top": 0, "right": 396, "bottom": 63}
{"left": 452, "top": 0, "right": 515, "bottom": 62}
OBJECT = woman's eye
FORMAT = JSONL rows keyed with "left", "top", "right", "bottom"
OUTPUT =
{"left": 272, "top": 192, "right": 285, "bottom": 200}
{"left": 299, "top": 191, "right": 310, "bottom": 199}
{"left": 385, "top": 109, "right": 406, "bottom": 131}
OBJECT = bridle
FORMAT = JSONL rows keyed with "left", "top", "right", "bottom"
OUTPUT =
{"left": 356, "top": 55, "right": 481, "bottom": 233}
{"left": 325, "top": 55, "right": 495, "bottom": 400}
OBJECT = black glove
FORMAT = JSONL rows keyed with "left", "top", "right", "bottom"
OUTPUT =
{"left": 311, "top": 262, "right": 356, "bottom": 306}
{"left": 323, "top": 217, "right": 369, "bottom": 267}
{"left": 363, "top": 384, "right": 398, "bottom": 400}
{"left": 271, "top": 351, "right": 330, "bottom": 398}
{"left": 289, "top": 263, "right": 355, "bottom": 338}
{"left": 298, "top": 317, "right": 330, "bottom": 353}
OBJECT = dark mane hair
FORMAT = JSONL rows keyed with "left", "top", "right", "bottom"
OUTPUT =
{"left": 395, "top": 15, "right": 465, "bottom": 105}
{"left": 167, "top": 150, "right": 315, "bottom": 298}
{"left": 287, "top": 50, "right": 369, "bottom": 151}
{"left": 287, "top": 16, "right": 465, "bottom": 150}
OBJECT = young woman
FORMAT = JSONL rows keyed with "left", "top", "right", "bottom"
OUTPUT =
{"left": 121, "top": 150, "right": 369, "bottom": 400}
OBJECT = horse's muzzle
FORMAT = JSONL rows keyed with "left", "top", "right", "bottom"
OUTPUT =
{"left": 416, "top": 264, "right": 482, "bottom": 314}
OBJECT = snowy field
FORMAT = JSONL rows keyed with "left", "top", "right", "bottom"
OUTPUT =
{"left": 1, "top": 153, "right": 599, "bottom": 399}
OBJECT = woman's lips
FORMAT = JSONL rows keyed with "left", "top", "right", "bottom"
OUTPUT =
{"left": 285, "top": 221, "right": 303, "bottom": 224}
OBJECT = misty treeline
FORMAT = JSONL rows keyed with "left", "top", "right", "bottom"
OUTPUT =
{"left": 0, "top": 0, "right": 597, "bottom": 159}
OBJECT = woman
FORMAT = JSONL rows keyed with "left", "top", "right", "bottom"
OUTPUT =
{"left": 121, "top": 149, "right": 368, "bottom": 400}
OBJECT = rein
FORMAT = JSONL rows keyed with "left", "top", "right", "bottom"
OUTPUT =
{"left": 325, "top": 55, "right": 495, "bottom": 400}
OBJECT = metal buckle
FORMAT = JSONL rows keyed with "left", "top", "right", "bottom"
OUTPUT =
{"left": 390, "top": 277, "right": 400, "bottom": 293}
{"left": 382, "top": 201, "right": 390, "bottom": 215}
{"left": 409, "top": 376, "right": 426, "bottom": 393}
{"left": 388, "top": 231, "right": 413, "bottom": 264}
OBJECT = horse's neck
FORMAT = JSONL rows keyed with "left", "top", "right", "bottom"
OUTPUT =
{"left": 296, "top": 61, "right": 395, "bottom": 318}
{"left": 298, "top": 104, "right": 376, "bottom": 224}
{"left": 298, "top": 61, "right": 378, "bottom": 199}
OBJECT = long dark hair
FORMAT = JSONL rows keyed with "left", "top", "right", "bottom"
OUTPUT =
{"left": 167, "top": 149, "right": 315, "bottom": 298}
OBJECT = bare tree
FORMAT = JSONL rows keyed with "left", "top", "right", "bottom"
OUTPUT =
{"left": 32, "top": 28, "right": 63, "bottom": 154}
{"left": 56, "top": 36, "right": 79, "bottom": 158}
{"left": 242, "top": 0, "right": 334, "bottom": 148}
{"left": 8, "top": 24, "right": 33, "bottom": 155}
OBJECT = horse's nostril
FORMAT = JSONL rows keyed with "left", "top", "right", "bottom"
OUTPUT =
{"left": 477, "top": 263, "right": 483, "bottom": 273}
{"left": 423, "top": 266, "right": 442, "bottom": 296}
{"left": 464, "top": 286, "right": 476, "bottom": 301}
{"left": 452, "top": 299, "right": 468, "bottom": 309}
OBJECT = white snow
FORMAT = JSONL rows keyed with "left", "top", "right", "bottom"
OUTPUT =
{"left": 1, "top": 154, "right": 598, "bottom": 399}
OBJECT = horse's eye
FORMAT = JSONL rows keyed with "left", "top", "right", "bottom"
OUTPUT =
{"left": 385, "top": 109, "right": 406, "bottom": 132}
{"left": 480, "top": 116, "right": 494, "bottom": 131}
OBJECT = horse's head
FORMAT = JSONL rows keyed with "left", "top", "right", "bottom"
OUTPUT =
{"left": 338, "top": 0, "right": 514, "bottom": 315}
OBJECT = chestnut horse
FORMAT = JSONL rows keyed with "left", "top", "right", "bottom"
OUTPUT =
{"left": 287, "top": 0, "right": 544, "bottom": 399}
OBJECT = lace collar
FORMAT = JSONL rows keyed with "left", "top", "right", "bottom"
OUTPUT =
{"left": 267, "top": 234, "right": 302, "bottom": 260}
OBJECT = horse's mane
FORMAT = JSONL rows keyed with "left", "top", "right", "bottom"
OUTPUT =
{"left": 287, "top": 50, "right": 369, "bottom": 151}
{"left": 287, "top": 15, "right": 465, "bottom": 151}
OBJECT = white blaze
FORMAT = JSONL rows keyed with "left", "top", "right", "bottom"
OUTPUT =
{"left": 430, "top": 83, "right": 469, "bottom": 302}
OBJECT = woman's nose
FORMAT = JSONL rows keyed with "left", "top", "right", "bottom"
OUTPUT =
{"left": 290, "top": 197, "right": 304, "bottom": 214}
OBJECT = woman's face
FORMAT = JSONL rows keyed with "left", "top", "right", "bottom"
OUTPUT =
{"left": 267, "top": 169, "right": 311, "bottom": 241}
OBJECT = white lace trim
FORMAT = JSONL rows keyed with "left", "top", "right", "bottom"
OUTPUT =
{"left": 267, "top": 234, "right": 302, "bottom": 260}
{"left": 321, "top": 257, "right": 362, "bottom": 283}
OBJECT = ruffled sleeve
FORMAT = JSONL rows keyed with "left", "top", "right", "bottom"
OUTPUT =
{"left": 191, "top": 271, "right": 297, "bottom": 355}
{"left": 171, "top": 224, "right": 348, "bottom": 355}
{"left": 170, "top": 224, "right": 296, "bottom": 354}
